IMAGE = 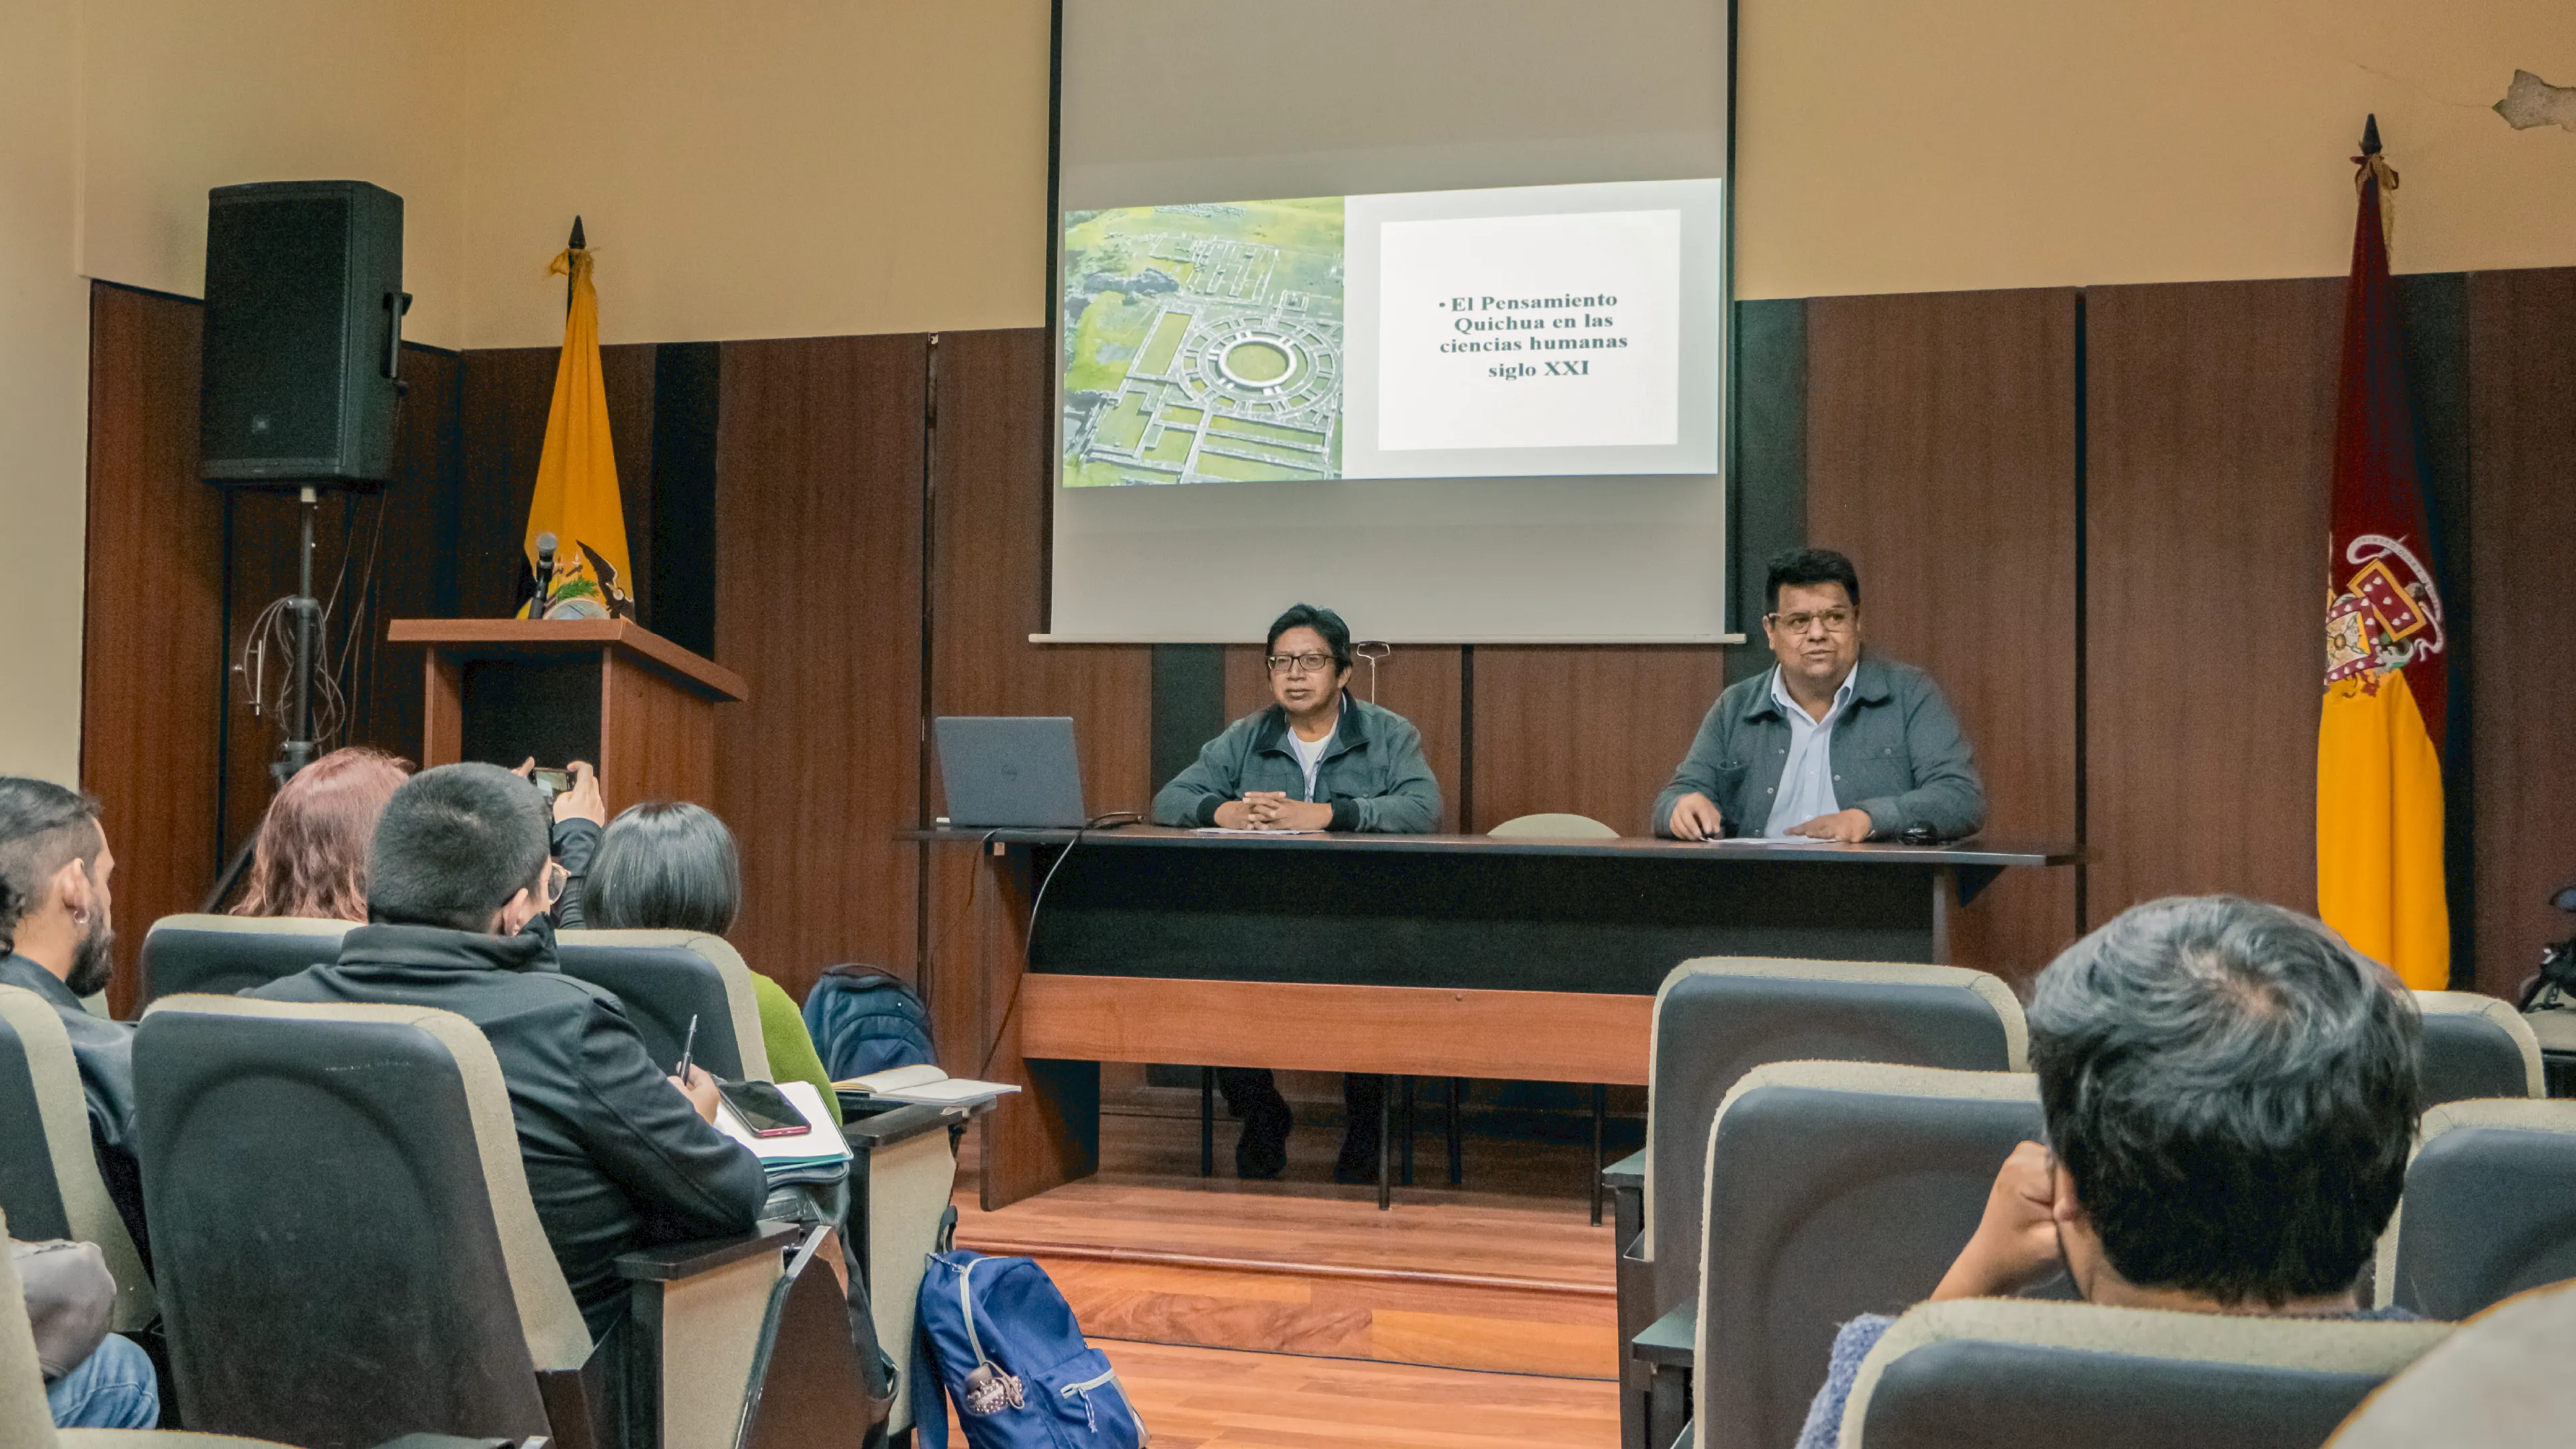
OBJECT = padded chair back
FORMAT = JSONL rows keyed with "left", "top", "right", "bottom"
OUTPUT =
{"left": 2375, "top": 1097, "right": 2576, "bottom": 1318}
{"left": 0, "top": 987, "right": 153, "bottom": 1330}
{"left": 0, "top": 1205, "right": 64, "bottom": 1449}
{"left": 1845, "top": 1299, "right": 2449, "bottom": 1449}
{"left": 136, "top": 995, "right": 591, "bottom": 1449}
{"left": 1487, "top": 813, "right": 1620, "bottom": 839}
{"left": 1695, "top": 1063, "right": 2045, "bottom": 1449}
{"left": 556, "top": 929, "right": 770, "bottom": 1081}
{"left": 138, "top": 914, "right": 354, "bottom": 1003}
{"left": 2414, "top": 991, "right": 2544, "bottom": 1104}
{"left": 2328, "top": 1279, "right": 2576, "bottom": 1448}
{"left": 1644, "top": 958, "right": 2026, "bottom": 1318}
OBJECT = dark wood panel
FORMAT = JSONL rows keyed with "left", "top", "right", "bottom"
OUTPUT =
{"left": 1807, "top": 288, "right": 2080, "bottom": 985}
{"left": 711, "top": 334, "right": 928, "bottom": 1006}
{"left": 456, "top": 343, "right": 657, "bottom": 625}
{"left": 81, "top": 284, "right": 227, "bottom": 1018}
{"left": 1468, "top": 649, "right": 1723, "bottom": 838}
{"left": 1221, "top": 643, "right": 1465, "bottom": 834}
{"left": 2467, "top": 267, "right": 2576, "bottom": 1000}
{"left": 2086, "top": 278, "right": 2341, "bottom": 926}
{"left": 926, "top": 327, "right": 1146, "bottom": 1208}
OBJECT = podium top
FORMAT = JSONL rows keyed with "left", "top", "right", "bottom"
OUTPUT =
{"left": 388, "top": 619, "right": 747, "bottom": 702}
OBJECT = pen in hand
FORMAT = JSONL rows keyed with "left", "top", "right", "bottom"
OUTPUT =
{"left": 675, "top": 1013, "right": 699, "bottom": 1079}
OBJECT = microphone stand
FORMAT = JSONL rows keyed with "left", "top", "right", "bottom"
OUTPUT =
{"left": 199, "top": 484, "right": 328, "bottom": 912}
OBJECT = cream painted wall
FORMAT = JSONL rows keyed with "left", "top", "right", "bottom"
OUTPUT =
{"left": 1735, "top": 0, "right": 2576, "bottom": 298}
{"left": 0, "top": 0, "right": 92, "bottom": 780}
{"left": 457, "top": 0, "right": 1053, "bottom": 348}
{"left": 80, "top": 0, "right": 470, "bottom": 346}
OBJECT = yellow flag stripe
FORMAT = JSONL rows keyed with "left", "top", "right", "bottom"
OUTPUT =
{"left": 2316, "top": 672, "right": 2449, "bottom": 988}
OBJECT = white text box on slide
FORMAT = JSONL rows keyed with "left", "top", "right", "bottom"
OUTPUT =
{"left": 1375, "top": 207, "right": 1681, "bottom": 453}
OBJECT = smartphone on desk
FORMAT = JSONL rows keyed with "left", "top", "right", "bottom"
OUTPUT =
{"left": 716, "top": 1079, "right": 812, "bottom": 1138}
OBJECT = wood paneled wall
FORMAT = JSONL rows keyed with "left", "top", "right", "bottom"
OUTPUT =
{"left": 83, "top": 286, "right": 226, "bottom": 1018}
{"left": 2085, "top": 278, "right": 2343, "bottom": 926}
{"left": 712, "top": 335, "right": 928, "bottom": 1002}
{"left": 76, "top": 274, "right": 2576, "bottom": 1018}
{"left": 2467, "top": 268, "right": 2576, "bottom": 999}
{"left": 1807, "top": 288, "right": 2081, "bottom": 984}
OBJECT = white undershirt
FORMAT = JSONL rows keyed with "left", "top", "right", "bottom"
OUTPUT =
{"left": 1286, "top": 720, "right": 1333, "bottom": 799}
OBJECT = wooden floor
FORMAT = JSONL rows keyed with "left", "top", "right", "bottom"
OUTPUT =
{"left": 952, "top": 1087, "right": 1623, "bottom": 1387}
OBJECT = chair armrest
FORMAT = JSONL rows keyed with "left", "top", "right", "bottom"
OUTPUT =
{"left": 615, "top": 1221, "right": 799, "bottom": 1282}
{"left": 839, "top": 1100, "right": 959, "bottom": 1149}
{"left": 1632, "top": 1301, "right": 1697, "bottom": 1369}
{"left": 1601, "top": 1148, "right": 1646, "bottom": 1191}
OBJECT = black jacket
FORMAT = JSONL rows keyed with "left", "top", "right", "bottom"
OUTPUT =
{"left": 0, "top": 954, "right": 148, "bottom": 1265}
{"left": 248, "top": 922, "right": 767, "bottom": 1338}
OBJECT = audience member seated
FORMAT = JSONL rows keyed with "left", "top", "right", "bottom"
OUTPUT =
{"left": 0, "top": 779, "right": 147, "bottom": 1260}
{"left": 566, "top": 799, "right": 842, "bottom": 1122}
{"left": 229, "top": 747, "right": 412, "bottom": 921}
{"left": 1796, "top": 894, "right": 2422, "bottom": 1449}
{"left": 249, "top": 762, "right": 767, "bottom": 1339}
{"left": 13, "top": 1235, "right": 156, "bottom": 1430}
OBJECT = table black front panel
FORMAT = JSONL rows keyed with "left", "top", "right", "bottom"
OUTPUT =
{"left": 1024, "top": 843, "right": 1942, "bottom": 994}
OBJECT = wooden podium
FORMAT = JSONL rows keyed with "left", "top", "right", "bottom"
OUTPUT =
{"left": 387, "top": 620, "right": 747, "bottom": 814}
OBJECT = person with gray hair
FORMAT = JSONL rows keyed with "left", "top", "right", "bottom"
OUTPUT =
{"left": 1794, "top": 894, "right": 2424, "bottom": 1449}
{"left": 568, "top": 800, "right": 841, "bottom": 1122}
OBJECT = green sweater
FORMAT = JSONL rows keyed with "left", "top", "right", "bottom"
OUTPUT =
{"left": 750, "top": 972, "right": 843, "bottom": 1125}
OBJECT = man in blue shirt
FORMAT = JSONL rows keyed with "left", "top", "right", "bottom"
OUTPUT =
{"left": 1655, "top": 549, "right": 1985, "bottom": 843}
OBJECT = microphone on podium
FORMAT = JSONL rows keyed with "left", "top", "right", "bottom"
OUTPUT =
{"left": 531, "top": 531, "right": 558, "bottom": 617}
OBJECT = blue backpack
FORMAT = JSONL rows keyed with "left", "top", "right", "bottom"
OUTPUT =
{"left": 914, "top": 1250, "right": 1146, "bottom": 1449}
{"left": 802, "top": 964, "right": 936, "bottom": 1080}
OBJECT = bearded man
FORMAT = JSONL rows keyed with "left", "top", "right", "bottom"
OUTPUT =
{"left": 0, "top": 779, "right": 144, "bottom": 1256}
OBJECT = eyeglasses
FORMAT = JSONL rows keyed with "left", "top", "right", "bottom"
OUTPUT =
{"left": 1265, "top": 651, "right": 1336, "bottom": 676}
{"left": 1765, "top": 608, "right": 1856, "bottom": 636}
{"left": 537, "top": 860, "right": 570, "bottom": 909}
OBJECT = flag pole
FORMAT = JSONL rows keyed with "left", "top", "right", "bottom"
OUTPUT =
{"left": 567, "top": 215, "right": 585, "bottom": 313}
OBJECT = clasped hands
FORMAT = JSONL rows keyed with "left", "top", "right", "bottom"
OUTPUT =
{"left": 1212, "top": 791, "right": 1334, "bottom": 833}
{"left": 1667, "top": 792, "right": 1873, "bottom": 843}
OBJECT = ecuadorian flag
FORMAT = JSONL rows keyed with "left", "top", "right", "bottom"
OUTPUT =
{"left": 2316, "top": 121, "right": 2449, "bottom": 989}
{"left": 519, "top": 226, "right": 634, "bottom": 621}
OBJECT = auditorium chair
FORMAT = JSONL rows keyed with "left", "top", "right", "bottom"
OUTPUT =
{"left": 555, "top": 930, "right": 770, "bottom": 1081}
{"left": 129, "top": 994, "right": 879, "bottom": 1449}
{"left": 837, "top": 1101, "right": 965, "bottom": 1444}
{"left": 1642, "top": 1063, "right": 2047, "bottom": 1449}
{"left": 1609, "top": 958, "right": 2027, "bottom": 1449}
{"left": 2328, "top": 1278, "right": 2576, "bottom": 1448}
{"left": 0, "top": 987, "right": 154, "bottom": 1332}
{"left": 136, "top": 915, "right": 353, "bottom": 1004}
{"left": 2373, "top": 1097, "right": 2576, "bottom": 1320}
{"left": 2523, "top": 999, "right": 2576, "bottom": 1097}
{"left": 1837, "top": 1299, "right": 2449, "bottom": 1449}
{"left": 2413, "top": 991, "right": 2544, "bottom": 1105}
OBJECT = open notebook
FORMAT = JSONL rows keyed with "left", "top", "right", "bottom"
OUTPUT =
{"left": 713, "top": 1079, "right": 851, "bottom": 1177}
{"left": 833, "top": 1063, "right": 1021, "bottom": 1107}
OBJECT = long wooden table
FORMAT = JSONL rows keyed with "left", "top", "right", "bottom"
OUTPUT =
{"left": 910, "top": 826, "right": 2078, "bottom": 1209}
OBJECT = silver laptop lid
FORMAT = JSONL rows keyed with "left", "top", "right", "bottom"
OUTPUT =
{"left": 933, "top": 716, "right": 1089, "bottom": 828}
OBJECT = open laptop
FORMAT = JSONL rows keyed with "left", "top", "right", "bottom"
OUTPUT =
{"left": 933, "top": 716, "right": 1093, "bottom": 828}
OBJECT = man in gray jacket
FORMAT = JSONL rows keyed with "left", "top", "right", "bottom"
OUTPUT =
{"left": 1656, "top": 549, "right": 1985, "bottom": 842}
{"left": 1152, "top": 603, "right": 1441, "bottom": 1179}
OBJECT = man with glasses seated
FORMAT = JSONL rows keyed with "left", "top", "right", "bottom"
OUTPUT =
{"left": 1152, "top": 602, "right": 1441, "bottom": 1181}
{"left": 1655, "top": 548, "right": 1985, "bottom": 843}
{"left": 251, "top": 763, "right": 765, "bottom": 1339}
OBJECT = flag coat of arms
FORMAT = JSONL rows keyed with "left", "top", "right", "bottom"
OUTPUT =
{"left": 2316, "top": 123, "right": 2448, "bottom": 989}
{"left": 519, "top": 237, "right": 635, "bottom": 621}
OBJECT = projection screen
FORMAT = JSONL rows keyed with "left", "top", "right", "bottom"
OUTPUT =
{"left": 1048, "top": 0, "right": 1733, "bottom": 643}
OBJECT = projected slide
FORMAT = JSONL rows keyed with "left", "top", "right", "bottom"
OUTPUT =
{"left": 1060, "top": 178, "right": 1722, "bottom": 488}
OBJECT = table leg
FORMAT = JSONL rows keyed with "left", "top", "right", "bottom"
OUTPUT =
{"left": 1377, "top": 1077, "right": 1393, "bottom": 1212}
{"left": 1400, "top": 1076, "right": 1415, "bottom": 1187}
{"left": 1590, "top": 1083, "right": 1608, "bottom": 1226}
{"left": 1448, "top": 1077, "right": 1464, "bottom": 1186}
{"left": 1199, "top": 1067, "right": 1215, "bottom": 1178}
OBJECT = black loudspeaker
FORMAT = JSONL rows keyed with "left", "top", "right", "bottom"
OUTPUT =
{"left": 200, "top": 180, "right": 410, "bottom": 487}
